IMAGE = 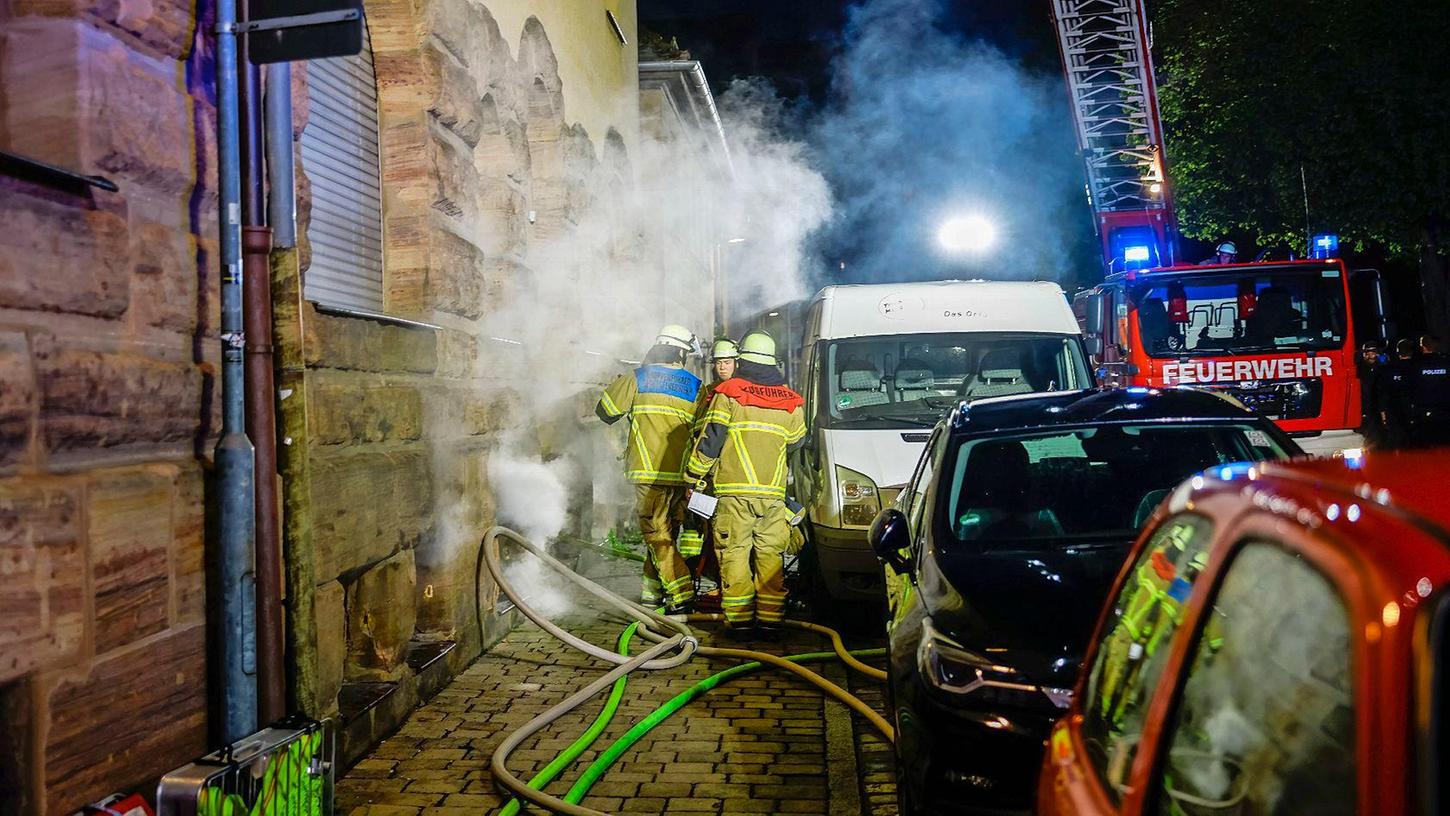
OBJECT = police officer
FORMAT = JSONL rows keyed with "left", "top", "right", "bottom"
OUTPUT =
{"left": 597, "top": 325, "right": 703, "bottom": 613}
{"left": 685, "top": 331, "right": 806, "bottom": 637}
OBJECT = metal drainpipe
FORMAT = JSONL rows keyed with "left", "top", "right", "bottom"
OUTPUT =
{"left": 238, "top": 0, "right": 285, "bottom": 726}
{"left": 266, "top": 63, "right": 296, "bottom": 248}
{"left": 214, "top": 0, "right": 259, "bottom": 744}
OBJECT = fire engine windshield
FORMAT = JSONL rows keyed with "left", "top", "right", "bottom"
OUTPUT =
{"left": 817, "top": 333, "right": 1090, "bottom": 429}
{"left": 1134, "top": 266, "right": 1347, "bottom": 358}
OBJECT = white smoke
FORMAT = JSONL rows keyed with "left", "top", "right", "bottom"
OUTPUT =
{"left": 473, "top": 74, "right": 832, "bottom": 576}
{"left": 487, "top": 443, "right": 575, "bottom": 618}
{"left": 809, "top": 0, "right": 1096, "bottom": 284}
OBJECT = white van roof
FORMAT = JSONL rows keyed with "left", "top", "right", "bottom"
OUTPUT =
{"left": 813, "top": 280, "right": 1080, "bottom": 340}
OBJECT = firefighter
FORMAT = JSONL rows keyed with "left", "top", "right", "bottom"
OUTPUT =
{"left": 1198, "top": 241, "right": 1237, "bottom": 265}
{"left": 685, "top": 331, "right": 806, "bottom": 638}
{"left": 596, "top": 324, "right": 703, "bottom": 613}
{"left": 679, "top": 339, "right": 740, "bottom": 588}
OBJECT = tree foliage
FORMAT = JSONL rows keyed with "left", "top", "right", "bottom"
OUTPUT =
{"left": 1152, "top": 0, "right": 1450, "bottom": 258}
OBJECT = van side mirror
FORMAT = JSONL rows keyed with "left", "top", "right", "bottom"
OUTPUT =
{"left": 1085, "top": 335, "right": 1104, "bottom": 357}
{"left": 869, "top": 508, "right": 914, "bottom": 573}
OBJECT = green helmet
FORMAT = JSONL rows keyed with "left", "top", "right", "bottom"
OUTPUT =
{"left": 711, "top": 338, "right": 740, "bottom": 360}
{"left": 656, "top": 324, "right": 700, "bottom": 355}
{"left": 739, "top": 331, "right": 777, "bottom": 365}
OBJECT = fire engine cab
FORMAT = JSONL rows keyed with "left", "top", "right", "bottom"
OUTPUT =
{"left": 1050, "top": 0, "right": 1367, "bottom": 454}
{"left": 1077, "top": 260, "right": 1364, "bottom": 453}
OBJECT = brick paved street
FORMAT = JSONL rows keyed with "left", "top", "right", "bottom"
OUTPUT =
{"left": 335, "top": 550, "right": 898, "bottom": 815}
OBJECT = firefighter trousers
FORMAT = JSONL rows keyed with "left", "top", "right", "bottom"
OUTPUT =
{"left": 714, "top": 496, "right": 790, "bottom": 625}
{"left": 636, "top": 484, "right": 693, "bottom": 607}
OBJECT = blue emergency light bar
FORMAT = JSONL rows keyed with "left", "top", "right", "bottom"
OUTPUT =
{"left": 1311, "top": 233, "right": 1339, "bottom": 259}
{"left": 1123, "top": 245, "right": 1151, "bottom": 263}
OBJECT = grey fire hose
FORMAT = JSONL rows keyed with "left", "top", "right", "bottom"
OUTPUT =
{"left": 480, "top": 525, "right": 892, "bottom": 816}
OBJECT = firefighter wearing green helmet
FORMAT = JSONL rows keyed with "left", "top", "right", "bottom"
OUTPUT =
{"left": 685, "top": 331, "right": 806, "bottom": 636}
{"left": 596, "top": 324, "right": 703, "bottom": 612}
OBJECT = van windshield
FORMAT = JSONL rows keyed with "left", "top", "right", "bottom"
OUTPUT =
{"left": 817, "top": 333, "right": 1090, "bottom": 429}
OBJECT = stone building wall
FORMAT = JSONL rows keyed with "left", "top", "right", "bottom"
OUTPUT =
{"left": 277, "top": 0, "right": 717, "bottom": 763}
{"left": 0, "top": 0, "right": 722, "bottom": 805}
{"left": 0, "top": 0, "right": 215, "bottom": 812}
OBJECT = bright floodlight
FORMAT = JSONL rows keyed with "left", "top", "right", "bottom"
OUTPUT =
{"left": 937, "top": 215, "right": 997, "bottom": 253}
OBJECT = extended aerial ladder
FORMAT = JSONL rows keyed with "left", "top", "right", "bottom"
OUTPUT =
{"left": 1050, "top": 0, "right": 1177, "bottom": 270}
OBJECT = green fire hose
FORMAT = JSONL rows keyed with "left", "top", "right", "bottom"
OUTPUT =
{"left": 482, "top": 526, "right": 892, "bottom": 816}
{"left": 562, "top": 646, "right": 886, "bottom": 806}
{"left": 498, "top": 623, "right": 639, "bottom": 816}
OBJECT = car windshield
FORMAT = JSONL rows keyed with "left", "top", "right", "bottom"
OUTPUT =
{"left": 944, "top": 424, "right": 1288, "bottom": 548}
{"left": 817, "top": 333, "right": 1090, "bottom": 430}
{"left": 1134, "top": 266, "right": 1347, "bottom": 358}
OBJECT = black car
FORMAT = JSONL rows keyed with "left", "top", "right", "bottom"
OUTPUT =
{"left": 868, "top": 387, "right": 1299, "bottom": 815}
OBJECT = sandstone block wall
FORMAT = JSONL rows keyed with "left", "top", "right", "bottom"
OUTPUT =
{"left": 0, "top": 0, "right": 215, "bottom": 811}
{"left": 274, "top": 0, "right": 710, "bottom": 765}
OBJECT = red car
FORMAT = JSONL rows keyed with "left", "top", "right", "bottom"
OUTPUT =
{"left": 1039, "top": 450, "right": 1449, "bottom": 816}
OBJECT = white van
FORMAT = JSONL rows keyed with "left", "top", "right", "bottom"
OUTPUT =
{"left": 791, "top": 281, "right": 1092, "bottom": 603}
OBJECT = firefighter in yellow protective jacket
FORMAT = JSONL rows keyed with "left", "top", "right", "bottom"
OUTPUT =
{"left": 679, "top": 338, "right": 740, "bottom": 582}
{"left": 685, "top": 332, "right": 806, "bottom": 636}
{"left": 596, "top": 325, "right": 703, "bottom": 612}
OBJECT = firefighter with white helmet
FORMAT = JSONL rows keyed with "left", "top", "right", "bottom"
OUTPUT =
{"left": 596, "top": 324, "right": 703, "bottom": 612}
{"left": 1199, "top": 241, "right": 1237, "bottom": 265}
{"left": 686, "top": 331, "right": 806, "bottom": 637}
{"left": 677, "top": 338, "right": 741, "bottom": 602}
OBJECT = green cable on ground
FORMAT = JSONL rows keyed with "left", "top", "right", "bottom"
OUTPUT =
{"left": 563, "top": 647, "right": 887, "bottom": 805}
{"left": 499, "top": 623, "right": 640, "bottom": 816}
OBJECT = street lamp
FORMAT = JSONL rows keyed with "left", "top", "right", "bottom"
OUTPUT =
{"left": 937, "top": 214, "right": 997, "bottom": 254}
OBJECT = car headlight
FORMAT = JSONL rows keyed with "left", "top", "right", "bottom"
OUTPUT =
{"left": 836, "top": 465, "right": 880, "bottom": 528}
{"left": 916, "top": 618, "right": 1073, "bottom": 710}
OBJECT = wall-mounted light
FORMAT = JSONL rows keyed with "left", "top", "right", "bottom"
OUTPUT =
{"left": 527, "top": 210, "right": 537, "bottom": 224}
{"left": 606, "top": 10, "right": 627, "bottom": 44}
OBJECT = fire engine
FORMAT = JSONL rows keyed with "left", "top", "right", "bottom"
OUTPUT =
{"left": 1050, "top": 0, "right": 1366, "bottom": 453}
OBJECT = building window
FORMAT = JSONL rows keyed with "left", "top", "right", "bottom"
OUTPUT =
{"left": 299, "top": 23, "right": 384, "bottom": 311}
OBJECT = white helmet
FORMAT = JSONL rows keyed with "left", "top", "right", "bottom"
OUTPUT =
{"left": 1216, "top": 241, "right": 1238, "bottom": 255}
{"left": 655, "top": 324, "right": 700, "bottom": 355}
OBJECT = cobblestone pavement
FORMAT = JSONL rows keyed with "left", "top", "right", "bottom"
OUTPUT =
{"left": 335, "top": 551, "right": 899, "bottom": 815}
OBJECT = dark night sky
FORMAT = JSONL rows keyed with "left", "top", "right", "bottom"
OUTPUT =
{"left": 638, "top": 1, "right": 1065, "bottom": 106}
{"left": 638, "top": 1, "right": 1104, "bottom": 288}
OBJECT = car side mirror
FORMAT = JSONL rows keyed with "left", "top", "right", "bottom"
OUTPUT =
{"left": 869, "top": 508, "right": 914, "bottom": 573}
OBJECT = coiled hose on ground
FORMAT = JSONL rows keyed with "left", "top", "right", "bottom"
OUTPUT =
{"left": 480, "top": 526, "right": 895, "bottom": 816}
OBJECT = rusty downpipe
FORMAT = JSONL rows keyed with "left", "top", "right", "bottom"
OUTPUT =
{"left": 239, "top": 0, "right": 285, "bottom": 724}
{"left": 242, "top": 225, "right": 284, "bottom": 723}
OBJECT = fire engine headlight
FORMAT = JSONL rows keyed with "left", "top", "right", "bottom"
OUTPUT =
{"left": 836, "top": 465, "right": 880, "bottom": 528}
{"left": 916, "top": 619, "right": 1072, "bottom": 710}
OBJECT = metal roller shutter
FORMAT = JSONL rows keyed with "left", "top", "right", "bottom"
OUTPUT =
{"left": 300, "top": 29, "right": 384, "bottom": 311}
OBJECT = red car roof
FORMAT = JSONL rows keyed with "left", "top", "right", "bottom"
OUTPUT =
{"left": 1257, "top": 449, "right": 1450, "bottom": 537}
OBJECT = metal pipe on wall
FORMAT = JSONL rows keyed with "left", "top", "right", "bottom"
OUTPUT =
{"left": 238, "top": 0, "right": 285, "bottom": 726}
{"left": 214, "top": 0, "right": 259, "bottom": 744}
{"left": 266, "top": 63, "right": 296, "bottom": 249}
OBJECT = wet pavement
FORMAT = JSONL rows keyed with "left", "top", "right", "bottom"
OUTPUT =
{"left": 335, "top": 548, "right": 898, "bottom": 815}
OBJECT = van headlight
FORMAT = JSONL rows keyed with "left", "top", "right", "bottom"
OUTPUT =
{"left": 916, "top": 619, "right": 1072, "bottom": 710}
{"left": 836, "top": 465, "right": 880, "bottom": 527}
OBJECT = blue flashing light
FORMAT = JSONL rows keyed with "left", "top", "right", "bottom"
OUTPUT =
{"left": 1311, "top": 233, "right": 1339, "bottom": 259}
{"left": 1219, "top": 466, "right": 1234, "bottom": 480}
{"left": 1123, "top": 245, "right": 1151, "bottom": 263}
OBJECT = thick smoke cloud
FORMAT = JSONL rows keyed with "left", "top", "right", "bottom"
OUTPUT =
{"left": 458, "top": 69, "right": 830, "bottom": 577}
{"left": 810, "top": 0, "right": 1095, "bottom": 285}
